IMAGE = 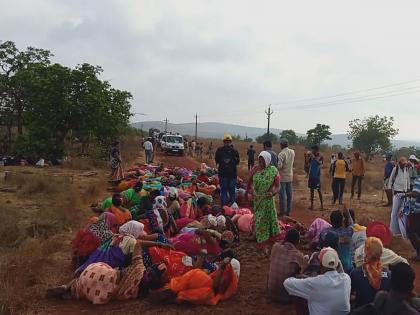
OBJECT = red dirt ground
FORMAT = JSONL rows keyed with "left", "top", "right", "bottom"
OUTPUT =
{"left": 30, "top": 148, "right": 420, "bottom": 315}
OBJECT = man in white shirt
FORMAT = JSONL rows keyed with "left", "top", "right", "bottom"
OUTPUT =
{"left": 278, "top": 138, "right": 295, "bottom": 216}
{"left": 388, "top": 157, "right": 411, "bottom": 235}
{"left": 284, "top": 247, "right": 351, "bottom": 315}
{"left": 143, "top": 137, "right": 154, "bottom": 164}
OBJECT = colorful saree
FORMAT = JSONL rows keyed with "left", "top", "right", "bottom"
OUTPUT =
{"left": 252, "top": 165, "right": 280, "bottom": 246}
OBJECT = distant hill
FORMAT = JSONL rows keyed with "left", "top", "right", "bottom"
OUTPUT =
{"left": 132, "top": 121, "right": 420, "bottom": 148}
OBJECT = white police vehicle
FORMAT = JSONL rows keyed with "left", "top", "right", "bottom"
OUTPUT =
{"left": 160, "top": 134, "right": 184, "bottom": 155}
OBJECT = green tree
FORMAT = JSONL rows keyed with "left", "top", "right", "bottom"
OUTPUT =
{"left": 348, "top": 115, "right": 399, "bottom": 161}
{"left": 280, "top": 129, "right": 298, "bottom": 145}
{"left": 306, "top": 124, "right": 332, "bottom": 146}
{"left": 255, "top": 132, "right": 279, "bottom": 144}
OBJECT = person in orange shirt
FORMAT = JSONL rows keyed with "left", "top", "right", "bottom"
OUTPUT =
{"left": 351, "top": 152, "right": 365, "bottom": 200}
{"left": 108, "top": 193, "right": 132, "bottom": 226}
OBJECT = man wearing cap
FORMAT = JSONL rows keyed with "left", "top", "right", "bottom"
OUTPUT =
{"left": 215, "top": 134, "right": 240, "bottom": 206}
{"left": 263, "top": 140, "right": 279, "bottom": 167}
{"left": 278, "top": 138, "right": 295, "bottom": 216}
{"left": 408, "top": 155, "right": 419, "bottom": 190}
{"left": 388, "top": 157, "right": 411, "bottom": 235}
{"left": 284, "top": 247, "right": 351, "bottom": 315}
{"left": 351, "top": 151, "right": 365, "bottom": 200}
{"left": 383, "top": 154, "right": 395, "bottom": 207}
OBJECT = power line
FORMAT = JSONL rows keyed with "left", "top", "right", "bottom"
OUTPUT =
{"left": 276, "top": 86, "right": 420, "bottom": 111}
{"left": 270, "top": 78, "right": 420, "bottom": 106}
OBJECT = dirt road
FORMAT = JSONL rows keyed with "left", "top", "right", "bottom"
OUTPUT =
{"left": 20, "top": 151, "right": 420, "bottom": 314}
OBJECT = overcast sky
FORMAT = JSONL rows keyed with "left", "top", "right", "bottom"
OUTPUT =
{"left": 3, "top": 0, "right": 420, "bottom": 139}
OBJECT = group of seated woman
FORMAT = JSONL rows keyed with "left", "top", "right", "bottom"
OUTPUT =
{"left": 49, "top": 182, "right": 241, "bottom": 306}
{"left": 267, "top": 207, "right": 417, "bottom": 315}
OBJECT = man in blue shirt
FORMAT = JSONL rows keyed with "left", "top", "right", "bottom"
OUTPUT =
{"left": 308, "top": 145, "right": 324, "bottom": 211}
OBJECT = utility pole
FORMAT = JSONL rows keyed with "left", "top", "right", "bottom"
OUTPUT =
{"left": 194, "top": 113, "right": 198, "bottom": 141}
{"left": 265, "top": 104, "right": 273, "bottom": 135}
{"left": 164, "top": 118, "right": 168, "bottom": 133}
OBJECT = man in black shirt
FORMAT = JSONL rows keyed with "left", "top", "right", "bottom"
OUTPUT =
{"left": 215, "top": 134, "right": 240, "bottom": 206}
{"left": 247, "top": 145, "right": 256, "bottom": 170}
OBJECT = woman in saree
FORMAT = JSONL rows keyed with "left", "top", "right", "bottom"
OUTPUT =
{"left": 170, "top": 228, "right": 223, "bottom": 257}
{"left": 75, "top": 221, "right": 172, "bottom": 276}
{"left": 47, "top": 242, "right": 168, "bottom": 304}
{"left": 248, "top": 151, "right": 281, "bottom": 255}
{"left": 71, "top": 212, "right": 117, "bottom": 269}
{"left": 152, "top": 257, "right": 239, "bottom": 306}
{"left": 109, "top": 141, "right": 124, "bottom": 182}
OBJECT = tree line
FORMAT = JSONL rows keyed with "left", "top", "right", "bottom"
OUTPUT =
{"left": 0, "top": 41, "right": 132, "bottom": 162}
{"left": 255, "top": 116, "right": 399, "bottom": 160}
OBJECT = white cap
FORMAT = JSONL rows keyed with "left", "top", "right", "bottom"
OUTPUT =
{"left": 319, "top": 247, "right": 340, "bottom": 269}
{"left": 409, "top": 155, "right": 419, "bottom": 162}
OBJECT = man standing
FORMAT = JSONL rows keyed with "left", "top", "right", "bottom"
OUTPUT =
{"left": 263, "top": 140, "right": 279, "bottom": 167}
{"left": 351, "top": 152, "right": 365, "bottom": 200}
{"left": 143, "top": 137, "right": 153, "bottom": 164}
{"left": 215, "top": 134, "right": 240, "bottom": 206}
{"left": 278, "top": 138, "right": 295, "bottom": 216}
{"left": 330, "top": 152, "right": 350, "bottom": 205}
{"left": 388, "top": 157, "right": 411, "bottom": 236}
{"left": 408, "top": 155, "right": 419, "bottom": 190}
{"left": 308, "top": 145, "right": 324, "bottom": 211}
{"left": 268, "top": 229, "right": 306, "bottom": 303}
{"left": 284, "top": 247, "right": 351, "bottom": 315}
{"left": 403, "top": 176, "right": 420, "bottom": 261}
{"left": 383, "top": 154, "right": 395, "bottom": 207}
{"left": 246, "top": 145, "right": 256, "bottom": 171}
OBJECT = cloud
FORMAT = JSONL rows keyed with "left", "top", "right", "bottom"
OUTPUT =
{"left": 2, "top": 0, "right": 420, "bottom": 139}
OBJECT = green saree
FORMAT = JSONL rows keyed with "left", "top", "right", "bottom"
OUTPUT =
{"left": 253, "top": 165, "right": 280, "bottom": 245}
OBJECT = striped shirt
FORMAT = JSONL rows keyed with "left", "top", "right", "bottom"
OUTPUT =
{"left": 412, "top": 177, "right": 420, "bottom": 211}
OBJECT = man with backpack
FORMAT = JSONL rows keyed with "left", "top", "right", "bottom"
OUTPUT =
{"left": 387, "top": 157, "right": 411, "bottom": 236}
{"left": 215, "top": 134, "right": 240, "bottom": 206}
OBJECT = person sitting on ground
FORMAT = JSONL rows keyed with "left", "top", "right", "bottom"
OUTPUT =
{"left": 267, "top": 229, "right": 307, "bottom": 303}
{"left": 107, "top": 193, "right": 132, "bottom": 226}
{"left": 284, "top": 247, "right": 351, "bottom": 315}
{"left": 350, "top": 237, "right": 391, "bottom": 308}
{"left": 354, "top": 221, "right": 408, "bottom": 268}
{"left": 75, "top": 221, "right": 172, "bottom": 276}
{"left": 350, "top": 262, "right": 420, "bottom": 315}
{"left": 71, "top": 212, "right": 117, "bottom": 269}
{"left": 47, "top": 242, "right": 167, "bottom": 304}
{"left": 152, "top": 257, "right": 239, "bottom": 306}
{"left": 167, "top": 188, "right": 181, "bottom": 220}
{"left": 305, "top": 218, "right": 331, "bottom": 249}
{"left": 319, "top": 209, "right": 354, "bottom": 273}
{"left": 345, "top": 209, "right": 368, "bottom": 261}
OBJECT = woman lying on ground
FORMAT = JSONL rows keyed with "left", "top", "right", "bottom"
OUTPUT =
{"left": 71, "top": 212, "right": 117, "bottom": 269}
{"left": 93, "top": 182, "right": 144, "bottom": 213}
{"left": 47, "top": 241, "right": 167, "bottom": 304}
{"left": 151, "top": 256, "right": 239, "bottom": 306}
{"left": 75, "top": 221, "right": 172, "bottom": 276}
{"left": 170, "top": 228, "right": 234, "bottom": 257}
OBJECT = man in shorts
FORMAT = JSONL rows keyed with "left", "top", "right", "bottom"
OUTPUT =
{"left": 308, "top": 145, "right": 324, "bottom": 211}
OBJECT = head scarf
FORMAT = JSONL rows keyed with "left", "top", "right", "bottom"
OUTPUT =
{"left": 366, "top": 221, "right": 392, "bottom": 246}
{"left": 88, "top": 212, "right": 116, "bottom": 242}
{"left": 153, "top": 196, "right": 167, "bottom": 210}
{"left": 363, "top": 237, "right": 383, "bottom": 290}
{"left": 308, "top": 218, "right": 332, "bottom": 244}
{"left": 258, "top": 151, "right": 272, "bottom": 168}
{"left": 168, "top": 187, "right": 178, "bottom": 199}
{"left": 119, "top": 221, "right": 146, "bottom": 239}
